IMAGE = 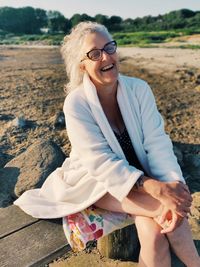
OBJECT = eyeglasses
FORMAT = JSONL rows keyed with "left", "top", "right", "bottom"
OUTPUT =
{"left": 81, "top": 40, "right": 117, "bottom": 62}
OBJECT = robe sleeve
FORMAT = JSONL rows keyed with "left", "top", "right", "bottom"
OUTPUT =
{"left": 63, "top": 92, "right": 144, "bottom": 202}
{"left": 136, "top": 81, "right": 185, "bottom": 183}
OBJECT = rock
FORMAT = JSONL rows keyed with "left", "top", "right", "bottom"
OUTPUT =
{"left": 49, "top": 111, "right": 66, "bottom": 129}
{"left": 0, "top": 153, "right": 13, "bottom": 168}
{"left": 0, "top": 167, "right": 20, "bottom": 207}
{"left": 173, "top": 145, "right": 184, "bottom": 168}
{"left": 4, "top": 139, "right": 66, "bottom": 199}
{"left": 182, "top": 153, "right": 200, "bottom": 192}
{"left": 0, "top": 114, "right": 15, "bottom": 121}
{"left": 195, "top": 74, "right": 200, "bottom": 84}
{"left": 183, "top": 154, "right": 200, "bottom": 175}
{"left": 12, "top": 116, "right": 27, "bottom": 128}
{"left": 186, "top": 69, "right": 195, "bottom": 76}
{"left": 11, "top": 116, "right": 36, "bottom": 129}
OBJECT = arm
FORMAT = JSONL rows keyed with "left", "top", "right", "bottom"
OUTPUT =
{"left": 137, "top": 175, "right": 191, "bottom": 216}
{"left": 137, "top": 81, "right": 185, "bottom": 183}
{"left": 136, "top": 175, "right": 192, "bottom": 232}
{"left": 64, "top": 92, "right": 144, "bottom": 202}
{"left": 134, "top": 82, "right": 192, "bottom": 230}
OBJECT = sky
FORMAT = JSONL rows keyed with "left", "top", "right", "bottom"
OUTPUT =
{"left": 0, "top": 0, "right": 199, "bottom": 19}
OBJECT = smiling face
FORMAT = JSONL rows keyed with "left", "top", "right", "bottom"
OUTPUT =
{"left": 80, "top": 32, "right": 119, "bottom": 90}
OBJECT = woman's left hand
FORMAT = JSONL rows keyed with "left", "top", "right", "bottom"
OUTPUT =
{"left": 154, "top": 208, "right": 184, "bottom": 233}
{"left": 142, "top": 178, "right": 192, "bottom": 218}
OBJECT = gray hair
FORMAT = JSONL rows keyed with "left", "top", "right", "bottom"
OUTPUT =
{"left": 60, "top": 21, "right": 112, "bottom": 93}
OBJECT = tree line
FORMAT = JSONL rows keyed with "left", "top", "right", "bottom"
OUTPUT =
{"left": 0, "top": 6, "right": 200, "bottom": 35}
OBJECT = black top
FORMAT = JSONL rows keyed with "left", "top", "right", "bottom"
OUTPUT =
{"left": 114, "top": 127, "right": 145, "bottom": 172}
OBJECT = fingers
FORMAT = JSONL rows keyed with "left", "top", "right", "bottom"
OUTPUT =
{"left": 175, "top": 210, "right": 188, "bottom": 218}
{"left": 180, "top": 183, "right": 191, "bottom": 194}
{"left": 157, "top": 201, "right": 190, "bottom": 223}
{"left": 173, "top": 181, "right": 192, "bottom": 196}
{"left": 175, "top": 187, "right": 192, "bottom": 203}
{"left": 181, "top": 191, "right": 193, "bottom": 203}
{"left": 172, "top": 191, "right": 192, "bottom": 208}
{"left": 174, "top": 202, "right": 191, "bottom": 217}
{"left": 163, "top": 182, "right": 192, "bottom": 204}
{"left": 158, "top": 207, "right": 169, "bottom": 225}
{"left": 165, "top": 197, "right": 191, "bottom": 215}
{"left": 160, "top": 212, "right": 183, "bottom": 234}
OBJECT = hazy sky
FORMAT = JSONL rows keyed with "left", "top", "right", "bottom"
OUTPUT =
{"left": 0, "top": 0, "right": 199, "bottom": 19}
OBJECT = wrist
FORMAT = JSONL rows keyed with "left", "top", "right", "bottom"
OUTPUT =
{"left": 135, "top": 175, "right": 146, "bottom": 188}
{"left": 135, "top": 175, "right": 150, "bottom": 191}
{"left": 142, "top": 177, "right": 162, "bottom": 198}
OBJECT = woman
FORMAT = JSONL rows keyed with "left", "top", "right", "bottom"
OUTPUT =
{"left": 14, "top": 22, "right": 199, "bottom": 267}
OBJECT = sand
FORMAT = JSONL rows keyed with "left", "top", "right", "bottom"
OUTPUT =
{"left": 0, "top": 44, "right": 200, "bottom": 266}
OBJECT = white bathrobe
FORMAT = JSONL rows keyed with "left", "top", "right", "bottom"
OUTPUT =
{"left": 14, "top": 73, "right": 185, "bottom": 218}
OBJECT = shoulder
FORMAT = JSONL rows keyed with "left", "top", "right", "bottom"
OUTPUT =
{"left": 63, "top": 84, "right": 90, "bottom": 114}
{"left": 119, "top": 74, "right": 151, "bottom": 98}
{"left": 119, "top": 74, "right": 149, "bottom": 93}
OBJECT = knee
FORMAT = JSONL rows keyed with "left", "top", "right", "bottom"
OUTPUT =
{"left": 151, "top": 231, "right": 169, "bottom": 252}
{"left": 139, "top": 230, "right": 171, "bottom": 266}
{"left": 139, "top": 223, "right": 169, "bottom": 254}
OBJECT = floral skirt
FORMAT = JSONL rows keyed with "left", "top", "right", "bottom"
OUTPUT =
{"left": 63, "top": 205, "right": 133, "bottom": 252}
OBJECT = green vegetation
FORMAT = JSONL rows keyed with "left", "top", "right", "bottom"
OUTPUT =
{"left": 113, "top": 31, "right": 178, "bottom": 45}
{"left": 167, "top": 44, "right": 200, "bottom": 50}
{"left": 113, "top": 29, "right": 200, "bottom": 46}
{"left": 0, "top": 7, "right": 200, "bottom": 34}
{"left": 1, "top": 30, "right": 200, "bottom": 48}
{"left": 0, "top": 7, "right": 200, "bottom": 47}
{"left": 0, "top": 33, "right": 64, "bottom": 45}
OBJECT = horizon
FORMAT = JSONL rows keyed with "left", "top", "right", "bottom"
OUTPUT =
{"left": 0, "top": 0, "right": 199, "bottom": 19}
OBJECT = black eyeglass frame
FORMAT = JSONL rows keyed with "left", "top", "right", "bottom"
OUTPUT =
{"left": 81, "top": 40, "right": 117, "bottom": 62}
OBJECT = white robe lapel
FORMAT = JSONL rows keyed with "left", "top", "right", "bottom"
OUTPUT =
{"left": 83, "top": 73, "right": 125, "bottom": 160}
{"left": 117, "top": 75, "right": 151, "bottom": 175}
{"left": 83, "top": 72, "right": 150, "bottom": 175}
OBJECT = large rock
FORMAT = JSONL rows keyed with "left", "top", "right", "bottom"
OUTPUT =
{"left": 0, "top": 153, "right": 13, "bottom": 168}
{"left": 184, "top": 154, "right": 200, "bottom": 174}
{"left": 183, "top": 154, "right": 200, "bottom": 192}
{"left": 173, "top": 144, "right": 184, "bottom": 168}
{"left": 0, "top": 167, "right": 20, "bottom": 207}
{"left": 0, "top": 140, "right": 66, "bottom": 206}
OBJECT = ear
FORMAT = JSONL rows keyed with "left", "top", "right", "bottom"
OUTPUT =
{"left": 79, "top": 63, "right": 86, "bottom": 72}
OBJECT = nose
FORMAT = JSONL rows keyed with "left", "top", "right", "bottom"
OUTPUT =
{"left": 101, "top": 50, "right": 111, "bottom": 60}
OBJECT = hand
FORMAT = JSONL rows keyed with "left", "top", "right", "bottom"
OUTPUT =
{"left": 156, "top": 181, "right": 192, "bottom": 217}
{"left": 154, "top": 208, "right": 184, "bottom": 233}
{"left": 143, "top": 178, "right": 192, "bottom": 217}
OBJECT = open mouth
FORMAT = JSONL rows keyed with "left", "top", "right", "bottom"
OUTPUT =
{"left": 101, "top": 64, "right": 114, "bottom": 72}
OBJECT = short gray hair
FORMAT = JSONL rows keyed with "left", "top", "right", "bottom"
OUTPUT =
{"left": 60, "top": 21, "right": 112, "bottom": 93}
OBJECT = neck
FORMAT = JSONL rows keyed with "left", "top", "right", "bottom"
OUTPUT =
{"left": 96, "top": 81, "right": 118, "bottom": 103}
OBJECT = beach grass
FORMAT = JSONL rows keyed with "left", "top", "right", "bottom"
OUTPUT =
{"left": 1, "top": 29, "right": 200, "bottom": 48}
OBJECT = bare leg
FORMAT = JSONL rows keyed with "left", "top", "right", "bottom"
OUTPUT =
{"left": 94, "top": 190, "right": 200, "bottom": 266}
{"left": 94, "top": 192, "right": 170, "bottom": 267}
{"left": 135, "top": 216, "right": 171, "bottom": 267}
{"left": 94, "top": 190, "right": 162, "bottom": 218}
{"left": 166, "top": 218, "right": 200, "bottom": 267}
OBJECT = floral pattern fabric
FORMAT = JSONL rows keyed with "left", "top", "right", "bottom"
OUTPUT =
{"left": 63, "top": 205, "right": 133, "bottom": 252}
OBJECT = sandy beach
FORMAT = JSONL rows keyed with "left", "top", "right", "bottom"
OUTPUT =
{"left": 118, "top": 46, "right": 200, "bottom": 73}
{"left": 1, "top": 45, "right": 200, "bottom": 161}
{"left": 0, "top": 44, "right": 200, "bottom": 266}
